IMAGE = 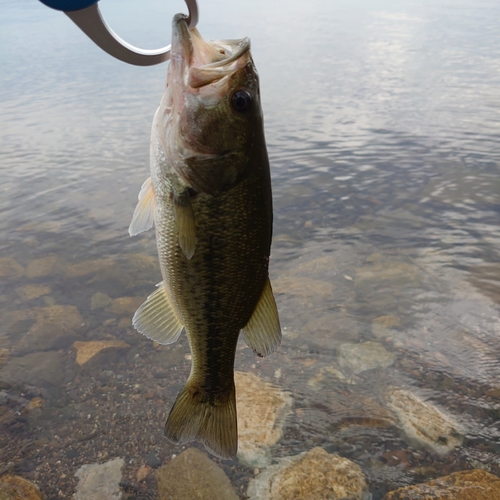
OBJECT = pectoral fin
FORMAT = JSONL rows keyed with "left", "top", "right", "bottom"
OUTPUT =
{"left": 241, "top": 278, "right": 281, "bottom": 357}
{"left": 129, "top": 177, "right": 155, "bottom": 236}
{"left": 133, "top": 282, "right": 184, "bottom": 344}
{"left": 173, "top": 190, "right": 197, "bottom": 260}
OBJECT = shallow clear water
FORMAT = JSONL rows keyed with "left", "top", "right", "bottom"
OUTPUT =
{"left": 1, "top": 0, "right": 499, "bottom": 497}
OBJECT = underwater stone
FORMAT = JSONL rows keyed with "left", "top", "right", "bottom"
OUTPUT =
{"left": 90, "top": 292, "right": 113, "bottom": 310}
{"left": 74, "top": 457, "right": 124, "bottom": 500}
{"left": 155, "top": 448, "right": 238, "bottom": 500}
{"left": 65, "top": 259, "right": 112, "bottom": 278}
{"left": 235, "top": 371, "right": 293, "bottom": 468}
{"left": 247, "top": 447, "right": 370, "bottom": 500}
{"left": 338, "top": 341, "right": 396, "bottom": 374}
{"left": 0, "top": 351, "right": 66, "bottom": 389}
{"left": 382, "top": 469, "right": 500, "bottom": 499}
{"left": 0, "top": 258, "right": 24, "bottom": 279}
{"left": 73, "top": 340, "right": 130, "bottom": 366}
{"left": 110, "top": 297, "right": 145, "bottom": 316}
{"left": 25, "top": 255, "right": 65, "bottom": 278}
{"left": 15, "top": 285, "right": 52, "bottom": 301}
{"left": 0, "top": 475, "right": 46, "bottom": 500}
{"left": 386, "top": 387, "right": 463, "bottom": 455}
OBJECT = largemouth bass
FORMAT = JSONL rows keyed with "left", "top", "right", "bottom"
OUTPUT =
{"left": 128, "top": 14, "right": 281, "bottom": 459}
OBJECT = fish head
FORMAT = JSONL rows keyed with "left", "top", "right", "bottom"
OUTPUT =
{"left": 161, "top": 14, "right": 265, "bottom": 195}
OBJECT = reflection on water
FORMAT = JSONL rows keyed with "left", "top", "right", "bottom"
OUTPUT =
{"left": 1, "top": 0, "right": 499, "bottom": 498}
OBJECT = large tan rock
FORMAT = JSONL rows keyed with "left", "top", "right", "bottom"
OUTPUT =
{"left": 247, "top": 447, "right": 370, "bottom": 500}
{"left": 0, "top": 475, "right": 45, "bottom": 500}
{"left": 382, "top": 469, "right": 500, "bottom": 499}
{"left": 386, "top": 388, "right": 463, "bottom": 455}
{"left": 155, "top": 448, "right": 238, "bottom": 500}
{"left": 235, "top": 371, "right": 293, "bottom": 467}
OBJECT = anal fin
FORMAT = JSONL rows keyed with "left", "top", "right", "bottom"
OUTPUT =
{"left": 173, "top": 189, "right": 197, "bottom": 260}
{"left": 133, "top": 282, "right": 184, "bottom": 344}
{"left": 241, "top": 278, "right": 281, "bottom": 357}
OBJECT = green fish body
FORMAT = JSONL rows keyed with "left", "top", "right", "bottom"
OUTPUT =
{"left": 129, "top": 14, "right": 281, "bottom": 459}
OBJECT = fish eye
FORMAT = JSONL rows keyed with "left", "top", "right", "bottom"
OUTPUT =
{"left": 230, "top": 90, "right": 252, "bottom": 113}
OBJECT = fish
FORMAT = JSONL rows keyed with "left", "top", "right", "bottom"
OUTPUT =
{"left": 128, "top": 13, "right": 281, "bottom": 459}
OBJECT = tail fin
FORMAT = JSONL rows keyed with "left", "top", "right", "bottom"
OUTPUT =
{"left": 164, "top": 380, "right": 237, "bottom": 459}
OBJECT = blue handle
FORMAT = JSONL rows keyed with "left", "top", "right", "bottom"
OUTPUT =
{"left": 39, "top": 0, "right": 98, "bottom": 12}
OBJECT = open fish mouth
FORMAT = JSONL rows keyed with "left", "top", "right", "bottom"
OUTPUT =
{"left": 172, "top": 13, "right": 251, "bottom": 89}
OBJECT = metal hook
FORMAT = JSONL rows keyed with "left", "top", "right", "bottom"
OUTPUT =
{"left": 39, "top": 0, "right": 199, "bottom": 66}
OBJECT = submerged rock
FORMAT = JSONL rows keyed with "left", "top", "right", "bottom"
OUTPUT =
{"left": 90, "top": 292, "right": 112, "bottom": 310}
{"left": 14, "top": 305, "right": 83, "bottom": 354}
{"left": 338, "top": 341, "right": 396, "bottom": 374}
{"left": 65, "top": 259, "right": 112, "bottom": 278}
{"left": 386, "top": 387, "right": 463, "bottom": 455}
{"left": 0, "top": 258, "right": 24, "bottom": 279}
{"left": 0, "top": 351, "right": 66, "bottom": 389}
{"left": 0, "top": 475, "right": 46, "bottom": 500}
{"left": 273, "top": 277, "right": 334, "bottom": 298}
{"left": 15, "top": 285, "right": 52, "bottom": 301}
{"left": 235, "top": 371, "right": 293, "bottom": 468}
{"left": 382, "top": 469, "right": 500, "bottom": 499}
{"left": 110, "top": 296, "right": 145, "bottom": 316}
{"left": 74, "top": 457, "right": 124, "bottom": 500}
{"left": 247, "top": 447, "right": 370, "bottom": 500}
{"left": 73, "top": 340, "right": 130, "bottom": 366}
{"left": 155, "top": 448, "right": 238, "bottom": 500}
{"left": 25, "top": 255, "right": 65, "bottom": 278}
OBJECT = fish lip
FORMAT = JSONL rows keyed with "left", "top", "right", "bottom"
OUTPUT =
{"left": 172, "top": 13, "right": 251, "bottom": 87}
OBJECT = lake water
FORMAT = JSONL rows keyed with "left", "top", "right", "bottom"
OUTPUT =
{"left": 1, "top": 0, "right": 499, "bottom": 498}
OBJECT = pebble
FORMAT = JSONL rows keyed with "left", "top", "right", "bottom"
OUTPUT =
{"left": 338, "top": 341, "right": 396, "bottom": 374}
{"left": 155, "top": 448, "right": 239, "bottom": 500}
{"left": 0, "top": 474, "right": 45, "bottom": 499}
{"left": 136, "top": 465, "right": 152, "bottom": 482}
{"left": 382, "top": 469, "right": 500, "bottom": 499}
{"left": 74, "top": 457, "right": 124, "bottom": 500}
{"left": 145, "top": 452, "right": 161, "bottom": 468}
{"left": 235, "top": 371, "right": 293, "bottom": 468}
{"left": 386, "top": 387, "right": 463, "bottom": 455}
{"left": 247, "top": 447, "right": 370, "bottom": 500}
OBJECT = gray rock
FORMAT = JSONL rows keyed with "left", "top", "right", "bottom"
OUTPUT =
{"left": 74, "top": 457, "right": 124, "bottom": 500}
{"left": 338, "top": 341, "right": 396, "bottom": 374}
{"left": 90, "top": 292, "right": 112, "bottom": 310}
{"left": 0, "top": 351, "right": 66, "bottom": 389}
{"left": 155, "top": 448, "right": 238, "bottom": 500}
